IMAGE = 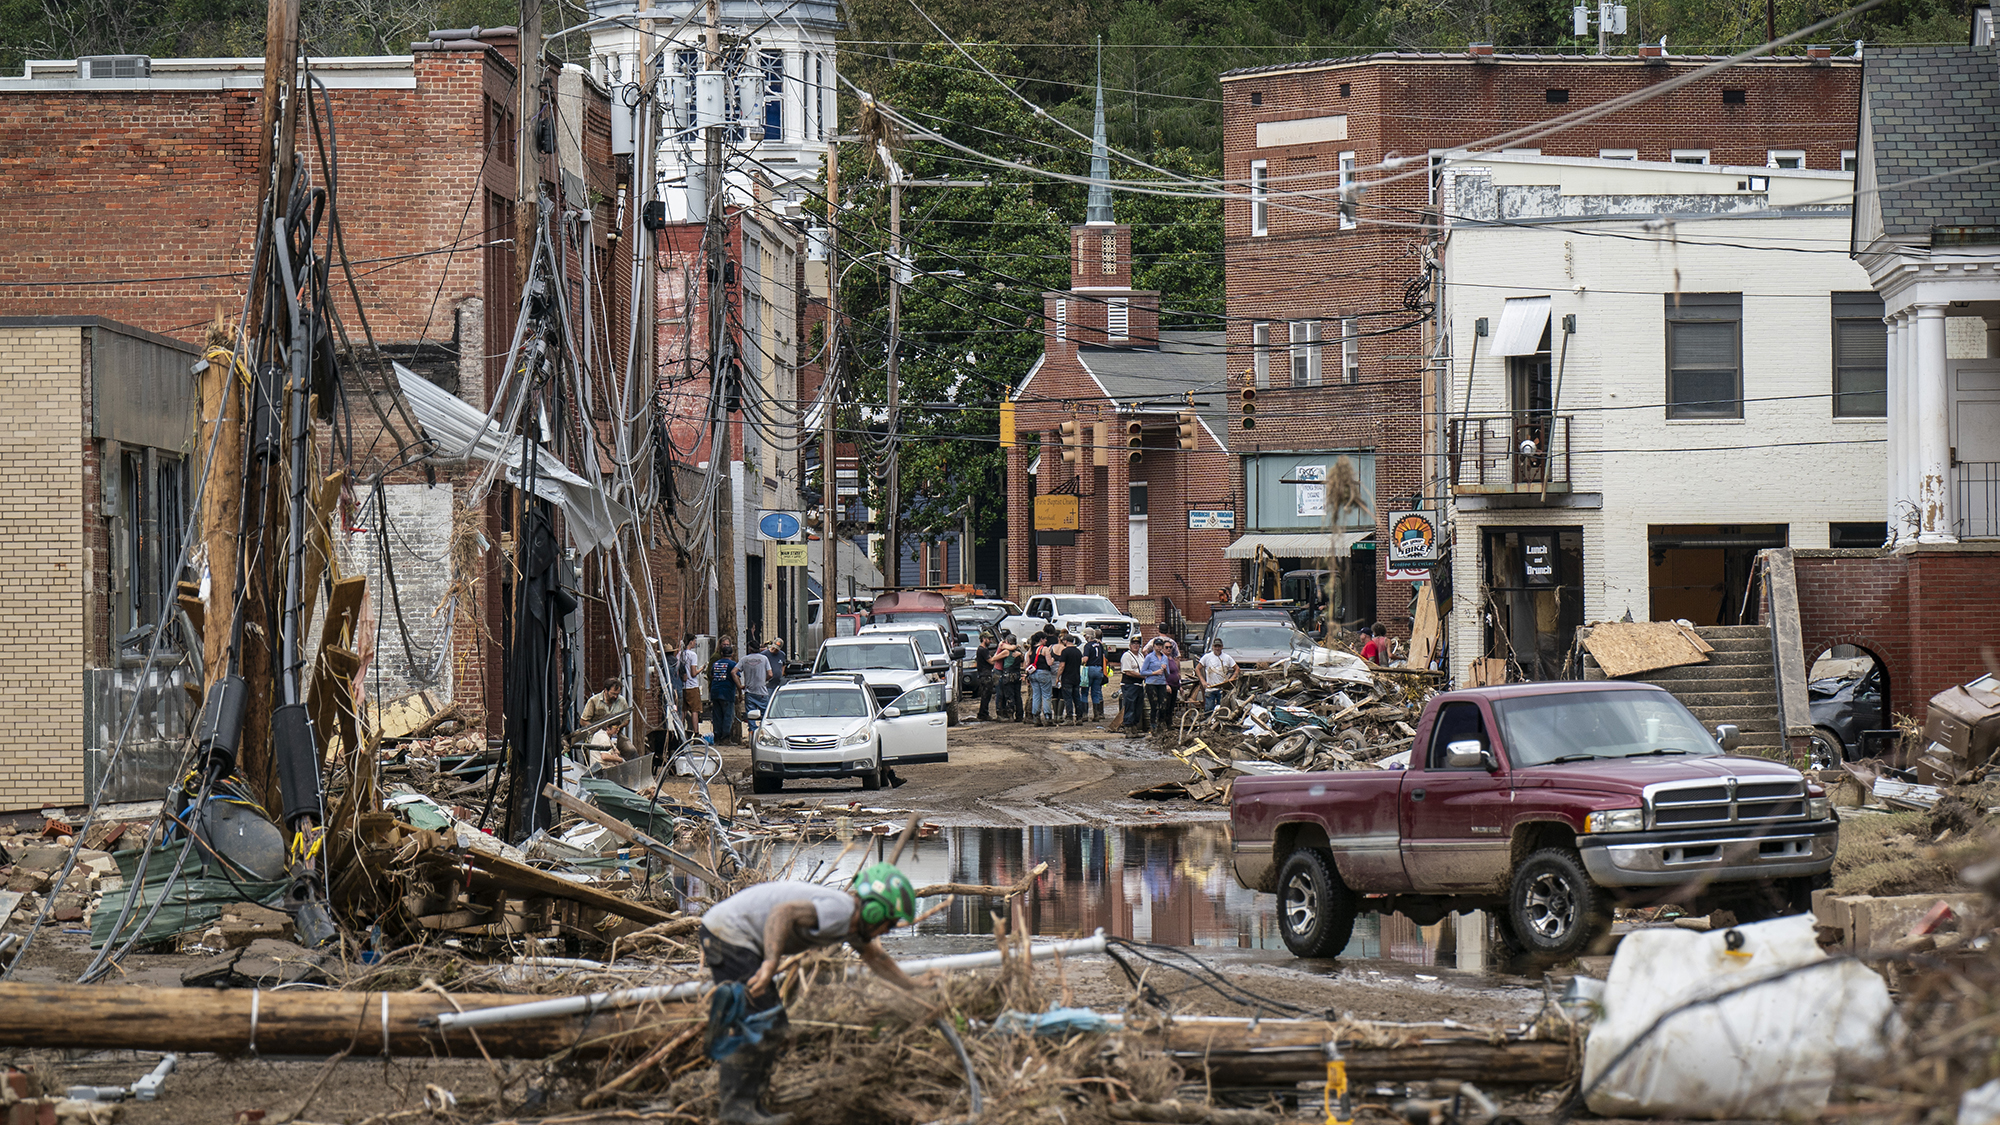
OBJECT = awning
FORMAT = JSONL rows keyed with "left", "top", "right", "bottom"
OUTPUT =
{"left": 398, "top": 362, "right": 634, "bottom": 553}
{"left": 1222, "top": 530, "right": 1375, "bottom": 560}
{"left": 1492, "top": 295, "right": 1552, "bottom": 356}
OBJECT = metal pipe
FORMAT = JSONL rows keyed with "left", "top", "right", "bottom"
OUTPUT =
{"left": 432, "top": 929, "right": 1110, "bottom": 1031}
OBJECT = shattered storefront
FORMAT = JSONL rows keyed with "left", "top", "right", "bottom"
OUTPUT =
{"left": 1477, "top": 525, "right": 1586, "bottom": 682}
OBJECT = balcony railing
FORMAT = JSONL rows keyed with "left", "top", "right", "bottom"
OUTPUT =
{"left": 1449, "top": 414, "right": 1573, "bottom": 494}
{"left": 1960, "top": 461, "right": 2000, "bottom": 539}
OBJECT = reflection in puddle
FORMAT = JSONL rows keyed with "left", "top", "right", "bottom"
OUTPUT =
{"left": 763, "top": 822, "right": 1490, "bottom": 970}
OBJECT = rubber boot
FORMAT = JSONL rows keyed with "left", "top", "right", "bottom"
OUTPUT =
{"left": 718, "top": 1048, "right": 793, "bottom": 1125}
{"left": 1094, "top": 702, "right": 1104, "bottom": 721}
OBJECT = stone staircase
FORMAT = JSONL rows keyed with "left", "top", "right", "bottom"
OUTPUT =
{"left": 1583, "top": 624, "right": 1784, "bottom": 756}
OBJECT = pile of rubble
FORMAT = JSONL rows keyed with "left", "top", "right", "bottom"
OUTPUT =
{"left": 1135, "top": 646, "right": 1442, "bottom": 802}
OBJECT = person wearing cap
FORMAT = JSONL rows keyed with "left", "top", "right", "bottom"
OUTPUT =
{"left": 1198, "top": 637, "right": 1240, "bottom": 714}
{"left": 1141, "top": 638, "right": 1173, "bottom": 729}
{"left": 579, "top": 675, "right": 633, "bottom": 761}
{"left": 699, "top": 865, "right": 924, "bottom": 1124}
{"left": 1118, "top": 635, "right": 1149, "bottom": 733}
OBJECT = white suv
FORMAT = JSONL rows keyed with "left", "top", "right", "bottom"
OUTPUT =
{"left": 749, "top": 674, "right": 949, "bottom": 793}
{"left": 856, "top": 622, "right": 963, "bottom": 726}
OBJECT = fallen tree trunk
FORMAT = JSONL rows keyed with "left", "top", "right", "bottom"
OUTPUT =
{"left": 1141, "top": 1020, "right": 1573, "bottom": 1087}
{"left": 0, "top": 982, "right": 703, "bottom": 1058}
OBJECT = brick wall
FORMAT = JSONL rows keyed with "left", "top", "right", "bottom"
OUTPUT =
{"left": 0, "top": 328, "right": 86, "bottom": 808}
{"left": 1220, "top": 54, "right": 1862, "bottom": 634}
{"left": 1795, "top": 548, "right": 2000, "bottom": 720}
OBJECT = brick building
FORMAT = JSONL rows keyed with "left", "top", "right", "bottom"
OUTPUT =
{"left": 0, "top": 37, "right": 679, "bottom": 808}
{"left": 1218, "top": 49, "right": 1861, "bottom": 635}
{"left": 1004, "top": 215, "right": 1236, "bottom": 626}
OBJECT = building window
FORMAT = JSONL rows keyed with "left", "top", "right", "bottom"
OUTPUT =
{"left": 1665, "top": 293, "right": 1743, "bottom": 419}
{"left": 1599, "top": 148, "right": 1637, "bottom": 160}
{"left": 1766, "top": 150, "right": 1804, "bottom": 169}
{"left": 1339, "top": 82, "right": 1351, "bottom": 97}
{"left": 1722, "top": 88, "right": 1747, "bottom": 105}
{"left": 486, "top": 97, "right": 516, "bottom": 167}
{"left": 1129, "top": 481, "right": 1149, "bottom": 517}
{"left": 1100, "top": 232, "right": 1117, "bottom": 274}
{"left": 1671, "top": 149, "right": 1711, "bottom": 165}
{"left": 1338, "top": 151, "right": 1357, "bottom": 230}
{"left": 1250, "top": 160, "right": 1269, "bottom": 236}
{"left": 1290, "top": 319, "right": 1321, "bottom": 386}
{"left": 761, "top": 49, "right": 784, "bottom": 140}
{"left": 1341, "top": 317, "right": 1359, "bottom": 384}
{"left": 1545, "top": 87, "right": 1569, "bottom": 103}
{"left": 1108, "top": 297, "right": 1130, "bottom": 341}
{"left": 1841, "top": 149, "right": 1856, "bottom": 172}
{"left": 1055, "top": 298, "right": 1067, "bottom": 341}
{"left": 1250, "top": 90, "right": 1263, "bottom": 105}
{"left": 1252, "top": 322, "right": 1270, "bottom": 389}
{"left": 1832, "top": 291, "right": 1887, "bottom": 417}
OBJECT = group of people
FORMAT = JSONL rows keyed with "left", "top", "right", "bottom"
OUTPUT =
{"left": 682, "top": 635, "right": 790, "bottom": 745}
{"left": 964, "top": 622, "right": 1246, "bottom": 732}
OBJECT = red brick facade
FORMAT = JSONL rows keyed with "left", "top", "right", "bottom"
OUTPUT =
{"left": 1005, "top": 223, "right": 1237, "bottom": 625}
{"left": 1795, "top": 548, "right": 2000, "bottom": 721}
{"left": 1220, "top": 53, "right": 1861, "bottom": 634}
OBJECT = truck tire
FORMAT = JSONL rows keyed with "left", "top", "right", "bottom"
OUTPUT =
{"left": 1507, "top": 848, "right": 1608, "bottom": 959}
{"left": 1276, "top": 849, "right": 1358, "bottom": 959}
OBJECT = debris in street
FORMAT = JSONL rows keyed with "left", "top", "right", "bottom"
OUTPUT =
{"left": 1578, "top": 620, "right": 1714, "bottom": 678}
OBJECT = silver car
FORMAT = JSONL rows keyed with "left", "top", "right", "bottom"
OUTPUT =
{"left": 749, "top": 674, "right": 949, "bottom": 793}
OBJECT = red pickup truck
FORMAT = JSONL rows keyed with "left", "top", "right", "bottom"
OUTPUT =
{"left": 1229, "top": 682, "right": 1838, "bottom": 958}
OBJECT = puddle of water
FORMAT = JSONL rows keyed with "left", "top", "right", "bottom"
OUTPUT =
{"left": 758, "top": 822, "right": 1491, "bottom": 970}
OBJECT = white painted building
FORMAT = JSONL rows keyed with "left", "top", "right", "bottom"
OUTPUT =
{"left": 582, "top": 0, "right": 840, "bottom": 219}
{"left": 1437, "top": 154, "right": 1886, "bottom": 683}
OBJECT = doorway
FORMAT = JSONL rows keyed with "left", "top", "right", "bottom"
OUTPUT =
{"left": 747, "top": 554, "right": 765, "bottom": 644}
{"left": 1481, "top": 526, "right": 1584, "bottom": 680}
{"left": 1647, "top": 524, "right": 1787, "bottom": 625}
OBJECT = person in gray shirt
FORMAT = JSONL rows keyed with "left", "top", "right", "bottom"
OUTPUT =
{"left": 698, "top": 864, "right": 921, "bottom": 1124}
{"left": 737, "top": 646, "right": 773, "bottom": 720}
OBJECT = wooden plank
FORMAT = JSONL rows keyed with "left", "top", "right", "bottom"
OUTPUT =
{"left": 1403, "top": 581, "right": 1440, "bottom": 669}
{"left": 543, "top": 783, "right": 725, "bottom": 885}
{"left": 370, "top": 690, "right": 445, "bottom": 740}
{"left": 459, "top": 844, "right": 677, "bottom": 926}
{"left": 1581, "top": 621, "right": 1711, "bottom": 679}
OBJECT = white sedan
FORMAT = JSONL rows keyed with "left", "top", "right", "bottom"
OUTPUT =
{"left": 748, "top": 674, "right": 949, "bottom": 793}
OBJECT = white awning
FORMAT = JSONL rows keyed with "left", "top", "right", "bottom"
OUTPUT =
{"left": 1222, "top": 530, "right": 1374, "bottom": 560}
{"left": 398, "top": 362, "right": 634, "bottom": 553}
{"left": 1492, "top": 295, "right": 1552, "bottom": 356}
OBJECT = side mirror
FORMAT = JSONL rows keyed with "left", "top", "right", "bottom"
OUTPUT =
{"left": 1714, "top": 723, "right": 1742, "bottom": 751}
{"left": 927, "top": 656, "right": 950, "bottom": 670}
{"left": 747, "top": 710, "right": 763, "bottom": 721}
{"left": 1444, "top": 739, "right": 1496, "bottom": 770}
{"left": 881, "top": 706, "right": 903, "bottom": 719}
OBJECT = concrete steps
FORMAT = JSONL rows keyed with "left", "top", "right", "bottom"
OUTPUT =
{"left": 1583, "top": 623, "right": 1781, "bottom": 756}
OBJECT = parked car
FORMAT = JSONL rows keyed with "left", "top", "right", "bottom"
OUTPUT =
{"left": 811, "top": 635, "right": 933, "bottom": 712}
{"left": 748, "top": 674, "right": 949, "bottom": 793}
{"left": 956, "top": 600, "right": 1015, "bottom": 635}
{"left": 1201, "top": 607, "right": 1312, "bottom": 667}
{"left": 857, "top": 622, "right": 962, "bottom": 725}
{"left": 1002, "top": 594, "right": 1140, "bottom": 643}
{"left": 1229, "top": 682, "right": 1837, "bottom": 959}
{"left": 1808, "top": 660, "right": 1886, "bottom": 767}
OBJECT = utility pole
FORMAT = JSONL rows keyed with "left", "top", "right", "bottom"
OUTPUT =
{"left": 624, "top": 0, "right": 657, "bottom": 747}
{"left": 884, "top": 168, "right": 902, "bottom": 588}
{"left": 518, "top": 0, "right": 542, "bottom": 290}
{"left": 704, "top": 0, "right": 738, "bottom": 663}
{"left": 821, "top": 143, "right": 840, "bottom": 637}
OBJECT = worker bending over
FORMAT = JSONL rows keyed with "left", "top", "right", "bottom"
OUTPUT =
{"left": 698, "top": 864, "right": 923, "bottom": 1124}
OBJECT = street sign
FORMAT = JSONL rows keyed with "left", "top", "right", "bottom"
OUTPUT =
{"left": 1033, "top": 494, "right": 1079, "bottom": 531}
{"left": 1187, "top": 509, "right": 1237, "bottom": 530}
{"left": 758, "top": 510, "right": 802, "bottom": 541}
{"left": 774, "top": 544, "right": 808, "bottom": 567}
{"left": 1386, "top": 510, "right": 1440, "bottom": 564}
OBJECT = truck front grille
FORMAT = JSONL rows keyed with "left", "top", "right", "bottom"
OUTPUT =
{"left": 1648, "top": 778, "right": 1807, "bottom": 828}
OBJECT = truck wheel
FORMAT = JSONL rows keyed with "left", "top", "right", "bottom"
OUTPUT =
{"left": 1508, "top": 848, "right": 1608, "bottom": 959}
{"left": 1276, "top": 849, "right": 1358, "bottom": 959}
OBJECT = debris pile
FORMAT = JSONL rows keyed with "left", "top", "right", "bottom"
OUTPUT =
{"left": 1136, "top": 646, "right": 1442, "bottom": 802}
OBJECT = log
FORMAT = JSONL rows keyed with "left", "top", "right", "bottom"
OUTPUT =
{"left": 915, "top": 861, "right": 1048, "bottom": 900}
{"left": 0, "top": 982, "right": 700, "bottom": 1058}
{"left": 1135, "top": 1019, "right": 1572, "bottom": 1087}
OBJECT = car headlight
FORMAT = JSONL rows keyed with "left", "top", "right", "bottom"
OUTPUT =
{"left": 755, "top": 725, "right": 783, "bottom": 748}
{"left": 841, "top": 727, "right": 872, "bottom": 747}
{"left": 1584, "top": 808, "right": 1645, "bottom": 833}
{"left": 1808, "top": 796, "right": 1832, "bottom": 821}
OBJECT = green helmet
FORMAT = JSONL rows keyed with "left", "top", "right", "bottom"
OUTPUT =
{"left": 851, "top": 862, "right": 917, "bottom": 928}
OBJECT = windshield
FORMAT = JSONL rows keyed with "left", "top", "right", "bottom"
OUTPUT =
{"left": 874, "top": 610, "right": 952, "bottom": 633}
{"left": 1054, "top": 596, "right": 1120, "bottom": 616}
{"left": 819, "top": 642, "right": 919, "bottom": 672}
{"left": 766, "top": 687, "right": 871, "bottom": 719}
{"left": 1214, "top": 624, "right": 1306, "bottom": 651}
{"left": 1493, "top": 690, "right": 1721, "bottom": 767}
{"left": 870, "top": 627, "right": 945, "bottom": 655}
{"left": 957, "top": 605, "right": 1005, "bottom": 625}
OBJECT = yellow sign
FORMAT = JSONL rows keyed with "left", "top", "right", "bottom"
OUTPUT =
{"left": 1033, "top": 494, "right": 1079, "bottom": 531}
{"left": 774, "top": 544, "right": 809, "bottom": 567}
{"left": 999, "top": 399, "right": 1016, "bottom": 448}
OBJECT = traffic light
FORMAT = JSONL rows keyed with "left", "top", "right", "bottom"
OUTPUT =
{"left": 999, "top": 399, "right": 1016, "bottom": 449}
{"left": 1177, "top": 411, "right": 1198, "bottom": 451}
{"left": 1124, "top": 420, "right": 1144, "bottom": 465}
{"left": 1092, "top": 421, "right": 1109, "bottom": 467}
{"left": 1059, "top": 419, "right": 1081, "bottom": 463}
{"left": 1240, "top": 386, "right": 1257, "bottom": 430}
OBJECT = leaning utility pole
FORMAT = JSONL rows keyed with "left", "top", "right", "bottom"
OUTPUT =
{"left": 518, "top": 0, "right": 542, "bottom": 290}
{"left": 883, "top": 162, "right": 902, "bottom": 587}
{"left": 623, "top": 0, "right": 657, "bottom": 747}
{"left": 820, "top": 143, "right": 840, "bottom": 634}
{"left": 704, "top": 0, "right": 738, "bottom": 659}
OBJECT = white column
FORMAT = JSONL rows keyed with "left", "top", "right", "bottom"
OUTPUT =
{"left": 1885, "top": 312, "right": 1904, "bottom": 541}
{"left": 1905, "top": 307, "right": 1923, "bottom": 537}
{"left": 1915, "top": 302, "right": 1956, "bottom": 542}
